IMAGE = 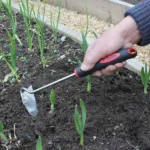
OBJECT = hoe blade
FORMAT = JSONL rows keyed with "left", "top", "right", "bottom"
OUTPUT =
{"left": 20, "top": 85, "right": 38, "bottom": 117}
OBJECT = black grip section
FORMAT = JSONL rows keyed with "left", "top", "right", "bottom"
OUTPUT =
{"left": 74, "top": 48, "right": 137, "bottom": 77}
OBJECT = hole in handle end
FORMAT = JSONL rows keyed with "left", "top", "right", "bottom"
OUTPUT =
{"left": 128, "top": 48, "right": 136, "bottom": 54}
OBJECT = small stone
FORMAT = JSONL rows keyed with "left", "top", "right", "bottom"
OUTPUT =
{"left": 48, "top": 141, "right": 53, "bottom": 145}
{"left": 58, "top": 55, "right": 65, "bottom": 60}
{"left": 112, "top": 132, "right": 116, "bottom": 136}
{"left": 114, "top": 126, "right": 119, "bottom": 130}
{"left": 93, "top": 136, "right": 96, "bottom": 140}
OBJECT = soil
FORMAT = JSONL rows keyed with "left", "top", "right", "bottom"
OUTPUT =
{"left": 1, "top": 7, "right": 150, "bottom": 150}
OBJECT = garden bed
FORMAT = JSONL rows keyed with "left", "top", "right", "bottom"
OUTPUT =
{"left": 1, "top": 5, "right": 150, "bottom": 150}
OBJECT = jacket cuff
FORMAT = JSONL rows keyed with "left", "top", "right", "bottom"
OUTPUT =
{"left": 125, "top": 0, "right": 150, "bottom": 46}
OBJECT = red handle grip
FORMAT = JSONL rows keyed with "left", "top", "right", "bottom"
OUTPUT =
{"left": 74, "top": 48, "right": 137, "bottom": 78}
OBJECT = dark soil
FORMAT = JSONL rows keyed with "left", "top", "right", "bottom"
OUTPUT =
{"left": 1, "top": 7, "right": 150, "bottom": 150}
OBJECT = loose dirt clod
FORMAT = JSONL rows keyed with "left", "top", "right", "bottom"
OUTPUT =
{"left": 29, "top": 1, "right": 150, "bottom": 65}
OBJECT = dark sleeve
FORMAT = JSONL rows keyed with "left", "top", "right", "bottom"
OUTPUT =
{"left": 125, "top": 0, "right": 150, "bottom": 46}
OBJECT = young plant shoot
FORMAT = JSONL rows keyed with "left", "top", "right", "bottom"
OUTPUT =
{"left": 141, "top": 63, "right": 150, "bottom": 94}
{"left": 49, "top": 89, "right": 56, "bottom": 112}
{"left": 0, "top": 0, "right": 2, "bottom": 9}
{"left": 33, "top": 5, "right": 46, "bottom": 67}
{"left": 2, "top": 55, "right": 19, "bottom": 83}
{"left": 6, "top": 30, "right": 16, "bottom": 71}
{"left": 50, "top": 0, "right": 61, "bottom": 43}
{"left": 83, "top": 0, "right": 89, "bottom": 37}
{"left": 80, "top": 1, "right": 92, "bottom": 92}
{"left": 2, "top": 0, "right": 22, "bottom": 45}
{"left": 20, "top": 0, "right": 34, "bottom": 51}
{"left": 0, "top": 121, "right": 8, "bottom": 142}
{"left": 1, "top": 30, "right": 19, "bottom": 82}
{"left": 81, "top": 32, "right": 93, "bottom": 92}
{"left": 36, "top": 136, "right": 42, "bottom": 150}
{"left": 74, "top": 99, "right": 86, "bottom": 146}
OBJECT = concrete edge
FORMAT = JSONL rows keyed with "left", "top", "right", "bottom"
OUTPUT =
{"left": 109, "top": 0, "right": 134, "bottom": 8}
{"left": 3, "top": 0, "right": 145, "bottom": 76}
{"left": 43, "top": 0, "right": 134, "bottom": 24}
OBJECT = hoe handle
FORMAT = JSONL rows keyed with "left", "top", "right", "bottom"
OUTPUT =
{"left": 74, "top": 48, "right": 137, "bottom": 78}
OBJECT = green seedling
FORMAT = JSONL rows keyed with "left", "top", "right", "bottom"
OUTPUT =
{"left": 2, "top": 0, "right": 22, "bottom": 45}
{"left": 0, "top": 0, "right": 2, "bottom": 9}
{"left": 50, "top": 0, "right": 61, "bottom": 43}
{"left": 80, "top": 1, "right": 92, "bottom": 92}
{"left": 36, "top": 136, "right": 42, "bottom": 150}
{"left": 83, "top": 0, "right": 89, "bottom": 37}
{"left": 2, "top": 55, "right": 19, "bottom": 83}
{"left": 81, "top": 32, "right": 88, "bottom": 54}
{"left": 20, "top": 0, "right": 34, "bottom": 51}
{"left": 1, "top": 30, "right": 19, "bottom": 82}
{"left": 6, "top": 30, "right": 16, "bottom": 71}
{"left": 141, "top": 63, "right": 150, "bottom": 94}
{"left": 86, "top": 75, "right": 93, "bottom": 93}
{"left": 74, "top": 99, "right": 86, "bottom": 146}
{"left": 33, "top": 5, "right": 46, "bottom": 67}
{"left": 49, "top": 89, "right": 56, "bottom": 112}
{"left": 0, "top": 121, "right": 8, "bottom": 142}
{"left": 81, "top": 32, "right": 93, "bottom": 92}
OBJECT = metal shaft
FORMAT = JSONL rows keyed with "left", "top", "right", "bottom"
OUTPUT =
{"left": 21, "top": 73, "right": 75, "bottom": 94}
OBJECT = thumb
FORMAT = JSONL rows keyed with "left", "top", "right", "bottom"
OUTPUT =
{"left": 80, "top": 60, "right": 95, "bottom": 71}
{"left": 80, "top": 40, "right": 106, "bottom": 71}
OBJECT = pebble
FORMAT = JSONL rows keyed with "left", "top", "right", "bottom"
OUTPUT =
{"left": 93, "top": 136, "right": 96, "bottom": 140}
{"left": 114, "top": 125, "right": 119, "bottom": 130}
{"left": 58, "top": 55, "right": 65, "bottom": 60}
{"left": 48, "top": 140, "right": 53, "bottom": 145}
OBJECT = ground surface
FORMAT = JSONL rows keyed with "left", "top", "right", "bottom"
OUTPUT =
{"left": 1, "top": 7, "right": 150, "bottom": 150}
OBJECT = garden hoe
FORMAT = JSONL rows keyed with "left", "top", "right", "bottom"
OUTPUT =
{"left": 20, "top": 48, "right": 137, "bottom": 116}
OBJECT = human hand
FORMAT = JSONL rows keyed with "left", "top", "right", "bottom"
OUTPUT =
{"left": 81, "top": 16, "right": 141, "bottom": 76}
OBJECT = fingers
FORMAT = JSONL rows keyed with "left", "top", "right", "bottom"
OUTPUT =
{"left": 92, "top": 62, "right": 126, "bottom": 77}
